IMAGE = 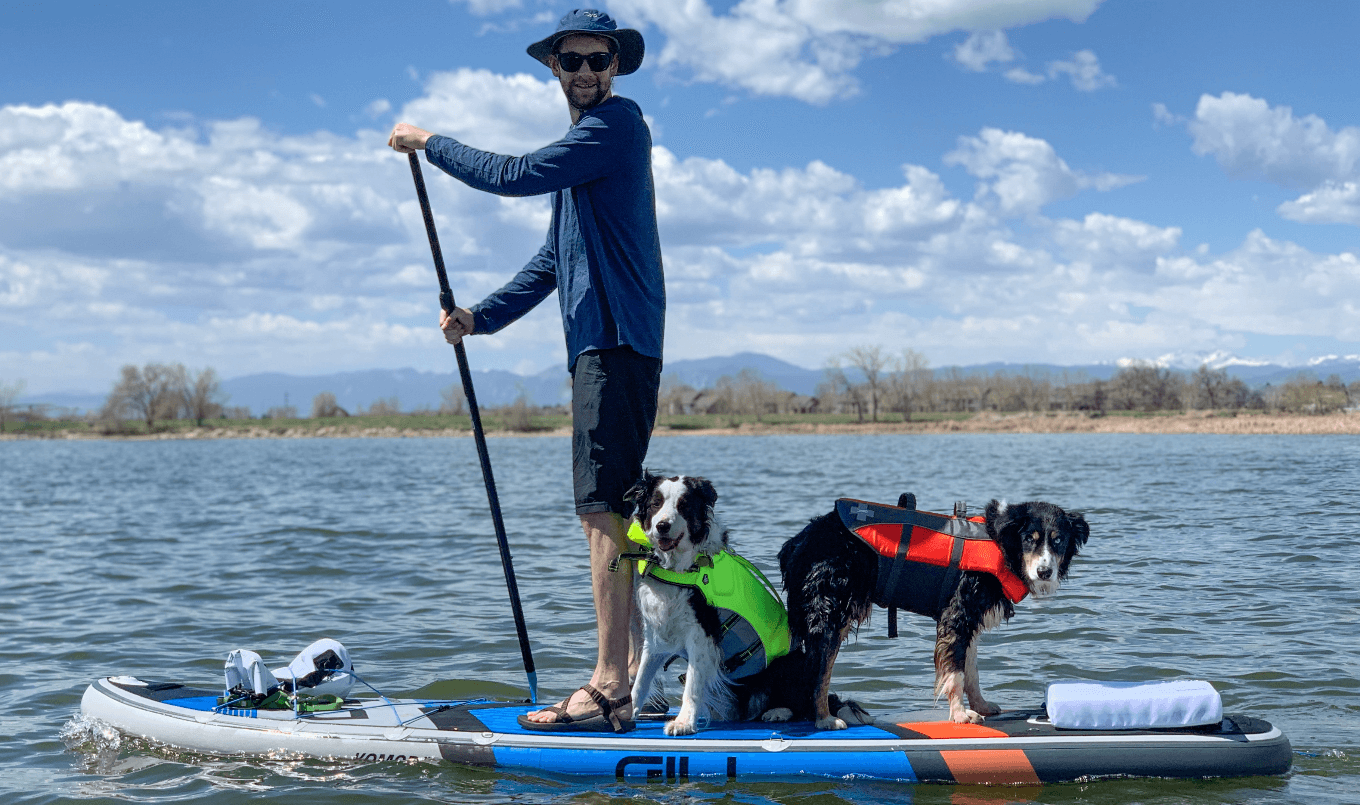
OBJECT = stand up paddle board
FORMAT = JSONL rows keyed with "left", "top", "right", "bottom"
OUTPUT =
{"left": 81, "top": 676, "right": 1291, "bottom": 784}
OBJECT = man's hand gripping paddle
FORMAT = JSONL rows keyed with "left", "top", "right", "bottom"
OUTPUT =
{"left": 407, "top": 153, "right": 537, "bottom": 703}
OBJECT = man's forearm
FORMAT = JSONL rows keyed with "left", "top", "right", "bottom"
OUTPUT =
{"left": 424, "top": 127, "right": 612, "bottom": 198}
{"left": 471, "top": 246, "right": 558, "bottom": 334}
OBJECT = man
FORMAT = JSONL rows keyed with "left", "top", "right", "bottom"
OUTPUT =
{"left": 388, "top": 9, "right": 662, "bottom": 733}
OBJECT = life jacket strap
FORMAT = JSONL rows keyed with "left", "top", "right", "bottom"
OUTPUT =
{"left": 608, "top": 550, "right": 655, "bottom": 573}
{"left": 718, "top": 611, "right": 741, "bottom": 635}
{"left": 632, "top": 554, "right": 715, "bottom": 586}
{"left": 722, "top": 640, "right": 762, "bottom": 674}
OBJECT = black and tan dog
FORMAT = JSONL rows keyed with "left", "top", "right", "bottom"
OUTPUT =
{"left": 776, "top": 494, "right": 1089, "bottom": 728}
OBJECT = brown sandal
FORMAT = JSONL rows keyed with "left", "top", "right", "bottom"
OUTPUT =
{"left": 517, "top": 684, "right": 634, "bottom": 733}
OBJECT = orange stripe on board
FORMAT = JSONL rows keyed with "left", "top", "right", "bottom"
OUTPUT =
{"left": 898, "top": 722, "right": 1008, "bottom": 739}
{"left": 940, "top": 749, "right": 1040, "bottom": 785}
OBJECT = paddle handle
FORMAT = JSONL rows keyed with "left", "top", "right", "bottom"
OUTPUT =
{"left": 408, "top": 152, "right": 537, "bottom": 703}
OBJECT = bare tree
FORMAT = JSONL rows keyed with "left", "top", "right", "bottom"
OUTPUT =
{"left": 183, "top": 367, "right": 227, "bottom": 425}
{"left": 103, "top": 363, "right": 188, "bottom": 429}
{"left": 938, "top": 367, "right": 973, "bottom": 412}
{"left": 1325, "top": 374, "right": 1350, "bottom": 408}
{"left": 365, "top": 397, "right": 402, "bottom": 416}
{"left": 886, "top": 349, "right": 929, "bottom": 421}
{"left": 711, "top": 375, "right": 739, "bottom": 421}
{"left": 503, "top": 391, "right": 536, "bottom": 431}
{"left": 1278, "top": 373, "right": 1348, "bottom": 413}
{"left": 658, "top": 373, "right": 696, "bottom": 415}
{"left": 1016, "top": 366, "right": 1053, "bottom": 412}
{"left": 819, "top": 358, "right": 864, "bottom": 419}
{"left": 311, "top": 391, "right": 346, "bottom": 418}
{"left": 1055, "top": 369, "right": 1090, "bottom": 411}
{"left": 1107, "top": 364, "right": 1183, "bottom": 412}
{"left": 0, "top": 379, "right": 25, "bottom": 433}
{"left": 724, "top": 368, "right": 781, "bottom": 421}
{"left": 438, "top": 384, "right": 466, "bottom": 415}
{"left": 844, "top": 345, "right": 889, "bottom": 421}
{"left": 1186, "top": 365, "right": 1253, "bottom": 410}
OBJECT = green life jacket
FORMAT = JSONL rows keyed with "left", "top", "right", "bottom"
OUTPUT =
{"left": 623, "top": 521, "right": 791, "bottom": 679}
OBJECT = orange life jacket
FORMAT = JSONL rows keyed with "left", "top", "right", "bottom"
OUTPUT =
{"left": 836, "top": 498, "right": 1028, "bottom": 619}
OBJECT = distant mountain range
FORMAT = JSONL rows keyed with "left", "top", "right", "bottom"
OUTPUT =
{"left": 23, "top": 351, "right": 1360, "bottom": 416}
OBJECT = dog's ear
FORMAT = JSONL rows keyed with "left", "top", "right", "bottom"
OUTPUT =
{"left": 691, "top": 476, "right": 718, "bottom": 509}
{"left": 1064, "top": 510, "right": 1090, "bottom": 552}
{"left": 623, "top": 472, "right": 657, "bottom": 513}
{"left": 984, "top": 499, "right": 1014, "bottom": 541}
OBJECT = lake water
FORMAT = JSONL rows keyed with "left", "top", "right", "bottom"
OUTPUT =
{"left": 3, "top": 432, "right": 1358, "bottom": 805}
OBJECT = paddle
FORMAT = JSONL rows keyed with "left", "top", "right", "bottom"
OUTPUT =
{"left": 407, "top": 152, "right": 537, "bottom": 704}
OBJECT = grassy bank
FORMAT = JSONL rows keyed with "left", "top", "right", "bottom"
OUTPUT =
{"left": 4, "top": 409, "right": 1359, "bottom": 439}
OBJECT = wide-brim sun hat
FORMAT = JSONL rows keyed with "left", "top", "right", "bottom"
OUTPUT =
{"left": 526, "top": 9, "right": 645, "bottom": 76}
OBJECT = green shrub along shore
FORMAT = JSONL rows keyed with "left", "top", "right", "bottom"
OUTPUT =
{"left": 5, "top": 408, "right": 1358, "bottom": 439}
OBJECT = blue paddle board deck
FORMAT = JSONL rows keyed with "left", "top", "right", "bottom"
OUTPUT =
{"left": 81, "top": 676, "right": 1291, "bottom": 784}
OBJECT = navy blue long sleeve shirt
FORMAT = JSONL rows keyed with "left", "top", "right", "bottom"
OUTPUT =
{"left": 424, "top": 96, "right": 664, "bottom": 371}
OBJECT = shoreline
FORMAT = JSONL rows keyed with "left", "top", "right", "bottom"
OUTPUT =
{"left": 5, "top": 411, "right": 1359, "bottom": 440}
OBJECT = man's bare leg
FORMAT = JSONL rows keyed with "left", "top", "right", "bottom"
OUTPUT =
{"left": 525, "top": 511, "right": 633, "bottom": 722}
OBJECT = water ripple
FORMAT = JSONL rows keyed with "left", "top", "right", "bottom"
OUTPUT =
{"left": 3, "top": 433, "right": 1358, "bottom": 804}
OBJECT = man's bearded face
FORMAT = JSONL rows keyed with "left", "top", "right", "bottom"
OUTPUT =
{"left": 551, "top": 34, "right": 618, "bottom": 114}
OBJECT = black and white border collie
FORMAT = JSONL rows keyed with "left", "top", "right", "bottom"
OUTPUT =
{"left": 624, "top": 473, "right": 770, "bottom": 736}
{"left": 778, "top": 497, "right": 1090, "bottom": 727}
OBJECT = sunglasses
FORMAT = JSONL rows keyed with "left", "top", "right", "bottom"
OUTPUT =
{"left": 555, "top": 51, "right": 614, "bottom": 73}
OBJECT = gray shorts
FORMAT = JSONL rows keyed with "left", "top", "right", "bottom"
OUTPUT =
{"left": 572, "top": 347, "right": 662, "bottom": 516}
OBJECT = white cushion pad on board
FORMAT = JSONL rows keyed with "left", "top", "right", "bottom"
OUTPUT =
{"left": 1046, "top": 680, "right": 1223, "bottom": 730}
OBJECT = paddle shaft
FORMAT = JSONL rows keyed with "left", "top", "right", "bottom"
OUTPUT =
{"left": 407, "top": 152, "right": 537, "bottom": 703}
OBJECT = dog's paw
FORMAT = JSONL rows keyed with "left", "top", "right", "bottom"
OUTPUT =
{"left": 836, "top": 700, "right": 874, "bottom": 726}
{"left": 761, "top": 707, "right": 793, "bottom": 723}
{"left": 971, "top": 699, "right": 1001, "bottom": 717}
{"left": 950, "top": 708, "right": 986, "bottom": 724}
{"left": 815, "top": 715, "right": 848, "bottom": 731}
{"left": 664, "top": 718, "right": 698, "bottom": 736}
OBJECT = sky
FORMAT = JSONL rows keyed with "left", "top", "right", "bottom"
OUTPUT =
{"left": 3, "top": 0, "right": 1359, "bottom": 396}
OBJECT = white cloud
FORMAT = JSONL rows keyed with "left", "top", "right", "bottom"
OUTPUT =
{"left": 365, "top": 99, "right": 392, "bottom": 119}
{"left": 1187, "top": 92, "right": 1360, "bottom": 189}
{"left": 954, "top": 30, "right": 1014, "bottom": 72}
{"left": 1277, "top": 181, "right": 1360, "bottom": 225}
{"left": 197, "top": 176, "right": 314, "bottom": 250}
{"left": 609, "top": 0, "right": 1103, "bottom": 103}
{"left": 998, "top": 49, "right": 1115, "bottom": 90}
{"left": 1151, "top": 102, "right": 1181, "bottom": 127}
{"left": 398, "top": 68, "right": 567, "bottom": 154}
{"left": 0, "top": 102, "right": 198, "bottom": 192}
{"left": 0, "top": 95, "right": 562, "bottom": 392}
{"left": 944, "top": 128, "right": 1141, "bottom": 215}
{"left": 1004, "top": 66, "right": 1046, "bottom": 85}
{"left": 1046, "top": 49, "right": 1114, "bottom": 91}
{"left": 1052, "top": 213, "right": 1182, "bottom": 265}
{"left": 4, "top": 83, "right": 1358, "bottom": 397}
{"left": 1143, "top": 230, "right": 1360, "bottom": 341}
{"left": 1174, "top": 92, "right": 1360, "bottom": 228}
{"left": 448, "top": 0, "right": 524, "bottom": 14}
{"left": 652, "top": 150, "right": 962, "bottom": 252}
